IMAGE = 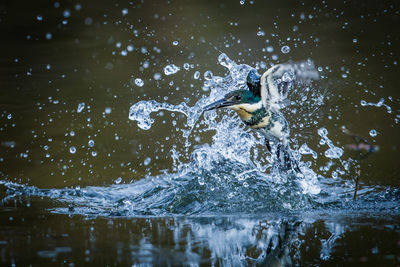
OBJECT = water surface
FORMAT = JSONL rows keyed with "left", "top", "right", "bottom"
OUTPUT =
{"left": 0, "top": 0, "right": 399, "bottom": 265}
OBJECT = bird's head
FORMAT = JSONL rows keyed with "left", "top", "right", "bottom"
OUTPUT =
{"left": 246, "top": 69, "right": 261, "bottom": 96}
{"left": 204, "top": 89, "right": 261, "bottom": 111}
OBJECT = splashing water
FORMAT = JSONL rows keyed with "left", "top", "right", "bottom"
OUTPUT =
{"left": 3, "top": 53, "right": 392, "bottom": 217}
{"left": 360, "top": 98, "right": 392, "bottom": 113}
{"left": 141, "top": 54, "right": 318, "bottom": 207}
{"left": 318, "top": 128, "right": 343, "bottom": 159}
{"left": 128, "top": 100, "right": 203, "bottom": 145}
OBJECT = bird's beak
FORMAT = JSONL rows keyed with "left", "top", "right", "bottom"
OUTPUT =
{"left": 203, "top": 98, "right": 235, "bottom": 111}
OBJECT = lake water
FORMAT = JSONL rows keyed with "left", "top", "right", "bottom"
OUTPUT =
{"left": 0, "top": 0, "right": 399, "bottom": 265}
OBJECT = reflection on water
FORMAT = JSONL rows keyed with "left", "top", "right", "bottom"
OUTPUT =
{"left": 0, "top": 196, "right": 399, "bottom": 266}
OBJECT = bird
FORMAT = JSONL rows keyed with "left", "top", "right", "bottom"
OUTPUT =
{"left": 203, "top": 88, "right": 297, "bottom": 172}
{"left": 204, "top": 61, "right": 318, "bottom": 172}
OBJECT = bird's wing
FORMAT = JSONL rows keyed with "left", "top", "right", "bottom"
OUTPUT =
{"left": 260, "top": 61, "right": 319, "bottom": 110}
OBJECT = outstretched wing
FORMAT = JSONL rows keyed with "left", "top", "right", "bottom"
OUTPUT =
{"left": 260, "top": 60, "right": 319, "bottom": 110}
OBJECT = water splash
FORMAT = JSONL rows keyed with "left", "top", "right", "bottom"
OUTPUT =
{"left": 299, "top": 143, "right": 318, "bottom": 159}
{"left": 1, "top": 53, "right": 376, "bottom": 217}
{"left": 127, "top": 54, "right": 328, "bottom": 213}
{"left": 360, "top": 98, "right": 392, "bottom": 113}
{"left": 123, "top": 54, "right": 334, "bottom": 213}
{"left": 318, "top": 128, "right": 343, "bottom": 159}
{"left": 128, "top": 100, "right": 202, "bottom": 131}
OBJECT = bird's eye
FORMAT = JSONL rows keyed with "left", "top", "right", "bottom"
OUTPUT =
{"left": 235, "top": 95, "right": 241, "bottom": 100}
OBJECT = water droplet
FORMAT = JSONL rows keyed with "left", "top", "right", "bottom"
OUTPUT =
{"left": 164, "top": 64, "right": 180, "bottom": 75}
{"left": 63, "top": 10, "right": 71, "bottom": 18}
{"left": 84, "top": 17, "right": 93, "bottom": 25}
{"left": 105, "top": 107, "right": 112, "bottom": 114}
{"left": 257, "top": 30, "right": 265, "bottom": 36}
{"left": 266, "top": 46, "right": 274, "bottom": 53}
{"left": 70, "top": 130, "right": 75, "bottom": 136}
{"left": 7, "top": 114, "right": 12, "bottom": 120}
{"left": 127, "top": 45, "right": 134, "bottom": 52}
{"left": 135, "top": 78, "right": 144, "bottom": 87}
{"left": 46, "top": 64, "right": 51, "bottom": 70}
{"left": 193, "top": 71, "right": 200, "bottom": 79}
{"left": 114, "top": 177, "right": 122, "bottom": 184}
{"left": 122, "top": 8, "right": 128, "bottom": 16}
{"left": 153, "top": 73, "right": 161, "bottom": 80}
{"left": 324, "top": 147, "right": 343, "bottom": 159}
{"left": 91, "top": 151, "right": 97, "bottom": 157}
{"left": 239, "top": 0, "right": 245, "bottom": 5}
{"left": 204, "top": 70, "right": 213, "bottom": 80}
{"left": 172, "top": 40, "right": 179, "bottom": 46}
{"left": 69, "top": 146, "right": 76, "bottom": 154}
{"left": 369, "top": 129, "right": 378, "bottom": 137}
{"left": 281, "top": 45, "right": 290, "bottom": 54}
{"left": 88, "top": 140, "right": 94, "bottom": 147}
{"left": 45, "top": 32, "right": 52, "bottom": 40}
{"left": 144, "top": 157, "right": 151, "bottom": 166}
{"left": 183, "top": 63, "right": 190, "bottom": 70}
{"left": 77, "top": 102, "right": 85, "bottom": 113}
{"left": 37, "top": 15, "right": 43, "bottom": 21}
{"left": 353, "top": 38, "right": 358, "bottom": 43}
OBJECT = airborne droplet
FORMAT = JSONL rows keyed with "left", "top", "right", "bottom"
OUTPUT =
{"left": 369, "top": 129, "right": 378, "bottom": 137}
{"left": 281, "top": 45, "right": 290, "bottom": 54}
{"left": 135, "top": 78, "right": 144, "bottom": 87}
{"left": 69, "top": 146, "right": 76, "bottom": 154}
{"left": 164, "top": 64, "right": 180, "bottom": 75}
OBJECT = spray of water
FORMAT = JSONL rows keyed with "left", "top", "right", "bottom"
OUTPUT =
{"left": 3, "top": 53, "right": 396, "bottom": 217}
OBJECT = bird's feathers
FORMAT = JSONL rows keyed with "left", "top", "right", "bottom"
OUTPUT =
{"left": 260, "top": 61, "right": 319, "bottom": 110}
